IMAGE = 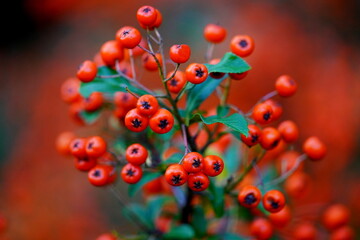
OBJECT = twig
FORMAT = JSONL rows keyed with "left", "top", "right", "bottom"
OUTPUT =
{"left": 181, "top": 124, "right": 191, "bottom": 154}
{"left": 264, "top": 154, "right": 307, "bottom": 187}
{"left": 205, "top": 42, "right": 215, "bottom": 62}
{"left": 128, "top": 49, "right": 137, "bottom": 82}
{"left": 163, "top": 64, "right": 180, "bottom": 83}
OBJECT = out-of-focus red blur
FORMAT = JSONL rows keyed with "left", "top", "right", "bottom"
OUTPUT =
{"left": 0, "top": 0, "right": 359, "bottom": 239}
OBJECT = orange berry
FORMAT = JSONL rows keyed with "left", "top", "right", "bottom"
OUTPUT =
{"left": 203, "top": 24, "right": 227, "bottom": 43}
{"left": 275, "top": 75, "right": 297, "bottom": 97}
{"left": 278, "top": 120, "right": 299, "bottom": 143}
{"left": 303, "top": 136, "right": 326, "bottom": 161}
{"left": 230, "top": 35, "right": 255, "bottom": 57}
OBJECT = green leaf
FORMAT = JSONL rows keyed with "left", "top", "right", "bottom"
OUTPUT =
{"left": 128, "top": 171, "right": 162, "bottom": 197}
{"left": 163, "top": 224, "right": 195, "bottom": 240}
{"left": 208, "top": 179, "right": 225, "bottom": 218}
{"left": 222, "top": 142, "right": 242, "bottom": 179}
{"left": 122, "top": 204, "right": 153, "bottom": 229}
{"left": 185, "top": 75, "right": 227, "bottom": 124}
{"left": 205, "top": 52, "right": 251, "bottom": 73}
{"left": 194, "top": 113, "right": 248, "bottom": 135}
{"left": 217, "top": 105, "right": 230, "bottom": 117}
{"left": 147, "top": 195, "right": 173, "bottom": 222}
{"left": 164, "top": 152, "right": 183, "bottom": 164}
{"left": 192, "top": 206, "right": 207, "bottom": 237}
{"left": 80, "top": 66, "right": 147, "bottom": 98}
{"left": 79, "top": 109, "right": 102, "bottom": 124}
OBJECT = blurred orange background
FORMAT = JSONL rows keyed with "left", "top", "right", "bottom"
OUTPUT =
{"left": 0, "top": 0, "right": 359, "bottom": 239}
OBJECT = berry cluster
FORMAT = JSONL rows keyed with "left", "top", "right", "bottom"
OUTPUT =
{"left": 165, "top": 153, "right": 224, "bottom": 192}
{"left": 56, "top": 5, "right": 354, "bottom": 240}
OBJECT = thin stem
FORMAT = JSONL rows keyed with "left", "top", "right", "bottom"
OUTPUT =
{"left": 125, "top": 87, "right": 140, "bottom": 98}
{"left": 137, "top": 44, "right": 165, "bottom": 80}
{"left": 182, "top": 124, "right": 191, "bottom": 154}
{"left": 264, "top": 154, "right": 307, "bottom": 187}
{"left": 205, "top": 42, "right": 215, "bottom": 62}
{"left": 253, "top": 162, "right": 265, "bottom": 189}
{"left": 225, "top": 149, "right": 266, "bottom": 193}
{"left": 220, "top": 78, "right": 231, "bottom": 105}
{"left": 129, "top": 49, "right": 137, "bottom": 81}
{"left": 174, "top": 82, "right": 190, "bottom": 102}
{"left": 228, "top": 104, "right": 245, "bottom": 115}
{"left": 154, "top": 28, "right": 166, "bottom": 77}
{"left": 163, "top": 64, "right": 180, "bottom": 83}
{"left": 246, "top": 90, "right": 278, "bottom": 116}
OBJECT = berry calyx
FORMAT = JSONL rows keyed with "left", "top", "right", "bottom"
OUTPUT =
{"left": 165, "top": 164, "right": 187, "bottom": 186}
{"left": 185, "top": 63, "right": 208, "bottom": 84}
{"left": 124, "top": 108, "right": 149, "bottom": 132}
{"left": 126, "top": 143, "right": 148, "bottom": 165}
{"left": 203, "top": 155, "right": 224, "bottom": 177}
{"left": 182, "top": 152, "right": 204, "bottom": 173}
{"left": 230, "top": 35, "right": 255, "bottom": 57}
{"left": 136, "top": 94, "right": 159, "bottom": 117}
{"left": 121, "top": 163, "right": 143, "bottom": 184}
{"left": 116, "top": 26, "right": 142, "bottom": 49}
{"left": 263, "top": 189, "right": 286, "bottom": 213}
{"left": 149, "top": 108, "right": 174, "bottom": 134}
{"left": 238, "top": 185, "right": 261, "bottom": 208}
{"left": 188, "top": 172, "right": 210, "bottom": 192}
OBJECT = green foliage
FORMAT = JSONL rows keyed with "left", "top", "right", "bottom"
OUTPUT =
{"left": 79, "top": 109, "right": 102, "bottom": 124}
{"left": 122, "top": 204, "right": 153, "bottom": 229}
{"left": 205, "top": 52, "right": 251, "bottom": 74}
{"left": 208, "top": 179, "right": 225, "bottom": 218}
{"left": 192, "top": 206, "right": 207, "bottom": 237}
{"left": 80, "top": 66, "right": 147, "bottom": 98}
{"left": 163, "top": 224, "right": 195, "bottom": 240}
{"left": 192, "top": 112, "right": 249, "bottom": 136}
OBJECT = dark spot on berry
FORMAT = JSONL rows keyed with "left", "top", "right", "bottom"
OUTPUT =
{"left": 78, "top": 157, "right": 89, "bottom": 163}
{"left": 73, "top": 142, "right": 79, "bottom": 148}
{"left": 142, "top": 7, "right": 151, "bottom": 13}
{"left": 263, "top": 112, "right": 271, "bottom": 121}
{"left": 195, "top": 68, "right": 204, "bottom": 77}
{"left": 132, "top": 118, "right": 142, "bottom": 128}
{"left": 171, "top": 174, "right": 182, "bottom": 184}
{"left": 77, "top": 63, "right": 83, "bottom": 71}
{"left": 67, "top": 88, "right": 73, "bottom": 93}
{"left": 193, "top": 181, "right": 203, "bottom": 189}
{"left": 270, "top": 200, "right": 279, "bottom": 209}
{"left": 271, "top": 139, "right": 280, "bottom": 148}
{"left": 141, "top": 101, "right": 151, "bottom": 109}
{"left": 131, "top": 148, "right": 139, "bottom": 154}
{"left": 158, "top": 119, "right": 169, "bottom": 129}
{"left": 176, "top": 44, "right": 181, "bottom": 48}
{"left": 239, "top": 39, "right": 248, "bottom": 48}
{"left": 251, "top": 134, "right": 259, "bottom": 143}
{"left": 192, "top": 158, "right": 201, "bottom": 168}
{"left": 87, "top": 142, "right": 94, "bottom": 149}
{"left": 244, "top": 193, "right": 257, "bottom": 205}
{"left": 122, "top": 94, "right": 129, "bottom": 101}
{"left": 170, "top": 78, "right": 178, "bottom": 86}
{"left": 213, "top": 162, "right": 221, "bottom": 172}
{"left": 289, "top": 79, "right": 295, "bottom": 86}
{"left": 144, "top": 55, "right": 149, "bottom": 62}
{"left": 126, "top": 168, "right": 135, "bottom": 177}
{"left": 93, "top": 169, "right": 101, "bottom": 177}
{"left": 122, "top": 30, "right": 130, "bottom": 36}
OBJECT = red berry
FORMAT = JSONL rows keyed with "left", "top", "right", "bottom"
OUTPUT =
{"left": 268, "top": 206, "right": 291, "bottom": 228}
{"left": 263, "top": 189, "right": 286, "bottom": 213}
{"left": 303, "top": 136, "right": 326, "bottom": 161}
{"left": 70, "top": 137, "right": 87, "bottom": 158}
{"left": 114, "top": 92, "right": 137, "bottom": 109}
{"left": 275, "top": 75, "right": 297, "bottom": 97}
{"left": 124, "top": 108, "right": 149, "bottom": 132}
{"left": 126, "top": 143, "right": 148, "bottom": 165}
{"left": 74, "top": 157, "right": 97, "bottom": 171}
{"left": 203, "top": 24, "right": 227, "bottom": 44}
{"left": 278, "top": 120, "right": 299, "bottom": 143}
{"left": 116, "top": 26, "right": 142, "bottom": 49}
{"left": 238, "top": 185, "right": 262, "bottom": 208}
{"left": 203, "top": 155, "right": 224, "bottom": 177}
{"left": 241, "top": 124, "right": 262, "bottom": 147}
{"left": 264, "top": 99, "right": 283, "bottom": 121}
{"left": 83, "top": 92, "right": 104, "bottom": 112}
{"left": 229, "top": 71, "right": 249, "bottom": 80}
{"left": 86, "top": 136, "right": 107, "bottom": 158}
{"left": 56, "top": 131, "right": 76, "bottom": 156}
{"left": 322, "top": 204, "right": 350, "bottom": 231}
{"left": 88, "top": 165, "right": 113, "bottom": 186}
{"left": 165, "top": 164, "right": 187, "bottom": 186}
{"left": 77, "top": 60, "right": 97, "bottom": 83}
{"left": 250, "top": 218, "right": 273, "bottom": 240}
{"left": 230, "top": 35, "right": 255, "bottom": 57}
{"left": 136, "top": 95, "right": 159, "bottom": 117}
{"left": 142, "top": 52, "right": 162, "bottom": 71}
{"left": 166, "top": 70, "right": 187, "bottom": 94}
{"left": 121, "top": 163, "right": 142, "bottom": 184}
{"left": 169, "top": 44, "right": 191, "bottom": 64}
{"left": 100, "top": 40, "right": 124, "bottom": 66}
{"left": 60, "top": 78, "right": 81, "bottom": 103}
{"left": 260, "top": 127, "right": 282, "bottom": 150}
{"left": 96, "top": 233, "right": 117, "bottom": 240}
{"left": 182, "top": 152, "right": 204, "bottom": 173}
{"left": 149, "top": 108, "right": 174, "bottom": 134}
{"left": 252, "top": 103, "right": 273, "bottom": 125}
{"left": 188, "top": 172, "right": 210, "bottom": 192}
{"left": 185, "top": 63, "right": 208, "bottom": 84}
{"left": 293, "top": 222, "right": 317, "bottom": 240}
{"left": 136, "top": 6, "right": 157, "bottom": 26}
